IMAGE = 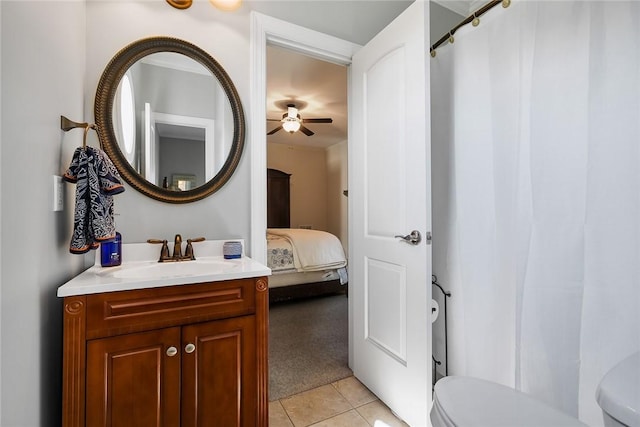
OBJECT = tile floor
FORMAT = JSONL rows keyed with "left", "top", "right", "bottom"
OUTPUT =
{"left": 269, "top": 376, "right": 409, "bottom": 427}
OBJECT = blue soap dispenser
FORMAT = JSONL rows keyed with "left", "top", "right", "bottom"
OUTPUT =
{"left": 101, "top": 232, "right": 122, "bottom": 267}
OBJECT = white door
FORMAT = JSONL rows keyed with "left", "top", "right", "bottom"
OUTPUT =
{"left": 349, "top": 1, "right": 431, "bottom": 425}
{"left": 143, "top": 102, "right": 158, "bottom": 185}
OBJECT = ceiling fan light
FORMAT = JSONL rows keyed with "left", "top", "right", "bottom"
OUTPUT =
{"left": 282, "top": 119, "right": 301, "bottom": 133}
{"left": 287, "top": 106, "right": 298, "bottom": 119}
{"left": 209, "top": 0, "right": 242, "bottom": 11}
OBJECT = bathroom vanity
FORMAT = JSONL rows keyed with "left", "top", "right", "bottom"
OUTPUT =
{"left": 58, "top": 240, "right": 270, "bottom": 427}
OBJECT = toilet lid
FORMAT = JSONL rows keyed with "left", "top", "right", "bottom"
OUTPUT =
{"left": 596, "top": 352, "right": 640, "bottom": 427}
{"left": 433, "top": 376, "right": 587, "bottom": 427}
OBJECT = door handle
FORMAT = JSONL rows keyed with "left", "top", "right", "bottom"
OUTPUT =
{"left": 395, "top": 230, "right": 422, "bottom": 245}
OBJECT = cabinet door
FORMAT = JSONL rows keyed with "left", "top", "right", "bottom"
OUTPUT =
{"left": 86, "top": 327, "right": 181, "bottom": 427}
{"left": 181, "top": 316, "right": 257, "bottom": 427}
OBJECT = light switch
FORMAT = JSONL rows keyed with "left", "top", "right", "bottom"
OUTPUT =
{"left": 53, "top": 175, "right": 64, "bottom": 211}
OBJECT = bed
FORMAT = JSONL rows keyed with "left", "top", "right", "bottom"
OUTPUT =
{"left": 267, "top": 168, "right": 348, "bottom": 303}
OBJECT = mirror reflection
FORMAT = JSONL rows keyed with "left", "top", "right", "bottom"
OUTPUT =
{"left": 112, "top": 52, "right": 234, "bottom": 191}
{"left": 95, "top": 37, "right": 245, "bottom": 203}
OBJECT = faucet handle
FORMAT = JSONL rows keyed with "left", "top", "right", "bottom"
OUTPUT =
{"left": 185, "top": 237, "right": 205, "bottom": 257}
{"left": 147, "top": 239, "right": 170, "bottom": 262}
{"left": 185, "top": 237, "right": 205, "bottom": 260}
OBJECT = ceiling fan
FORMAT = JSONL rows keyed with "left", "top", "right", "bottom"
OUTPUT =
{"left": 267, "top": 104, "right": 333, "bottom": 136}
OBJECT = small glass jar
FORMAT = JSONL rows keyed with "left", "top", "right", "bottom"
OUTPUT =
{"left": 101, "top": 232, "right": 122, "bottom": 267}
{"left": 223, "top": 241, "right": 242, "bottom": 259}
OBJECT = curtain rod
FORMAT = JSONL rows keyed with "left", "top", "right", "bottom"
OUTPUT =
{"left": 430, "top": 0, "right": 510, "bottom": 56}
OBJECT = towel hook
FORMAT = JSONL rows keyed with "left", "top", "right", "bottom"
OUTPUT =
{"left": 82, "top": 124, "right": 97, "bottom": 150}
{"left": 61, "top": 116, "right": 99, "bottom": 150}
{"left": 61, "top": 115, "right": 88, "bottom": 132}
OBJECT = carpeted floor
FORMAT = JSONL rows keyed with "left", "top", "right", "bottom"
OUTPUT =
{"left": 269, "top": 294, "right": 352, "bottom": 401}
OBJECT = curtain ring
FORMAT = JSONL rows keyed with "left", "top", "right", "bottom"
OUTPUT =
{"left": 502, "top": 0, "right": 511, "bottom": 8}
{"left": 430, "top": 49, "right": 437, "bottom": 58}
{"left": 472, "top": 12, "right": 480, "bottom": 27}
{"left": 448, "top": 31, "right": 455, "bottom": 44}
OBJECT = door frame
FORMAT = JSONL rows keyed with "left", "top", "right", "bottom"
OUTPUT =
{"left": 249, "top": 11, "right": 360, "bottom": 364}
{"left": 249, "top": 11, "right": 360, "bottom": 264}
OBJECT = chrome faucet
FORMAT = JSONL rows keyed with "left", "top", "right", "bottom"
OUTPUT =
{"left": 147, "top": 234, "right": 205, "bottom": 262}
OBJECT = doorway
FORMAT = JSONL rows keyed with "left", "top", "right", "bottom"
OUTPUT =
{"left": 265, "top": 44, "right": 350, "bottom": 400}
{"left": 248, "top": 13, "right": 361, "bottom": 371}
{"left": 248, "top": 13, "right": 359, "bottom": 268}
{"left": 265, "top": 45, "right": 348, "bottom": 250}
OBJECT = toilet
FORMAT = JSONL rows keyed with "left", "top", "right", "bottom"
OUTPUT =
{"left": 431, "top": 376, "right": 587, "bottom": 426}
{"left": 596, "top": 351, "right": 640, "bottom": 427}
{"left": 432, "top": 352, "right": 640, "bottom": 427}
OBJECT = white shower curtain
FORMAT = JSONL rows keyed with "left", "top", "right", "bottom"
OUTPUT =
{"left": 431, "top": 1, "right": 640, "bottom": 425}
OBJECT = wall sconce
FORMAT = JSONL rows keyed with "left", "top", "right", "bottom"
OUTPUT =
{"left": 166, "top": 0, "right": 192, "bottom": 9}
{"left": 166, "top": 0, "right": 242, "bottom": 11}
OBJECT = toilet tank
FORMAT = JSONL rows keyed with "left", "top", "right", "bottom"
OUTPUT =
{"left": 596, "top": 352, "right": 640, "bottom": 427}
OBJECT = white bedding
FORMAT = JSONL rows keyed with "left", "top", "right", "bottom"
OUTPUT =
{"left": 267, "top": 228, "right": 347, "bottom": 272}
{"left": 266, "top": 228, "right": 348, "bottom": 286}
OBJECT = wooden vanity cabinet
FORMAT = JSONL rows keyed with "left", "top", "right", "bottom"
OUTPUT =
{"left": 62, "top": 277, "right": 269, "bottom": 427}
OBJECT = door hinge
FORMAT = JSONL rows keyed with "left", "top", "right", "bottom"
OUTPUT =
{"left": 426, "top": 231, "right": 432, "bottom": 245}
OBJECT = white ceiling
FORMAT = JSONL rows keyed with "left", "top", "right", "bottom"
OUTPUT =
{"left": 248, "top": 0, "right": 413, "bottom": 46}
{"left": 266, "top": 45, "right": 347, "bottom": 149}
{"left": 432, "top": 0, "right": 476, "bottom": 16}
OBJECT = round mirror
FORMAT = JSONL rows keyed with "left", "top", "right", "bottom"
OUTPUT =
{"left": 95, "top": 37, "right": 245, "bottom": 203}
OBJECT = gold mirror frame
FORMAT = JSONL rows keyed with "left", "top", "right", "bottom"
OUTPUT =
{"left": 95, "top": 36, "right": 245, "bottom": 203}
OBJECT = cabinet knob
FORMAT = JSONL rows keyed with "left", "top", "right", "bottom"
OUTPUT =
{"left": 185, "top": 343, "right": 196, "bottom": 354}
{"left": 166, "top": 346, "right": 178, "bottom": 357}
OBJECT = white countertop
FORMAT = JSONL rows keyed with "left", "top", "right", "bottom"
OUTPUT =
{"left": 57, "top": 239, "right": 271, "bottom": 297}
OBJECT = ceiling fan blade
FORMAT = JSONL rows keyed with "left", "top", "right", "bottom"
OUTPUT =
{"left": 302, "top": 118, "right": 333, "bottom": 124}
{"left": 267, "top": 118, "right": 281, "bottom": 122}
{"left": 267, "top": 126, "right": 283, "bottom": 135}
{"left": 299, "top": 125, "right": 315, "bottom": 136}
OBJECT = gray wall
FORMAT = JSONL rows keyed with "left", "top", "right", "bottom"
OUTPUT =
{"left": 85, "top": 1, "right": 252, "bottom": 248}
{"left": 137, "top": 62, "right": 218, "bottom": 119}
{"left": 159, "top": 138, "right": 206, "bottom": 188}
{"left": 429, "top": 1, "right": 464, "bottom": 382}
{"left": 1, "top": 2, "right": 88, "bottom": 425}
{"left": 430, "top": 2, "right": 464, "bottom": 43}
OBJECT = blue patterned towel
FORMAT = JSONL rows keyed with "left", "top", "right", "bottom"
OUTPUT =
{"left": 63, "top": 147, "right": 125, "bottom": 254}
